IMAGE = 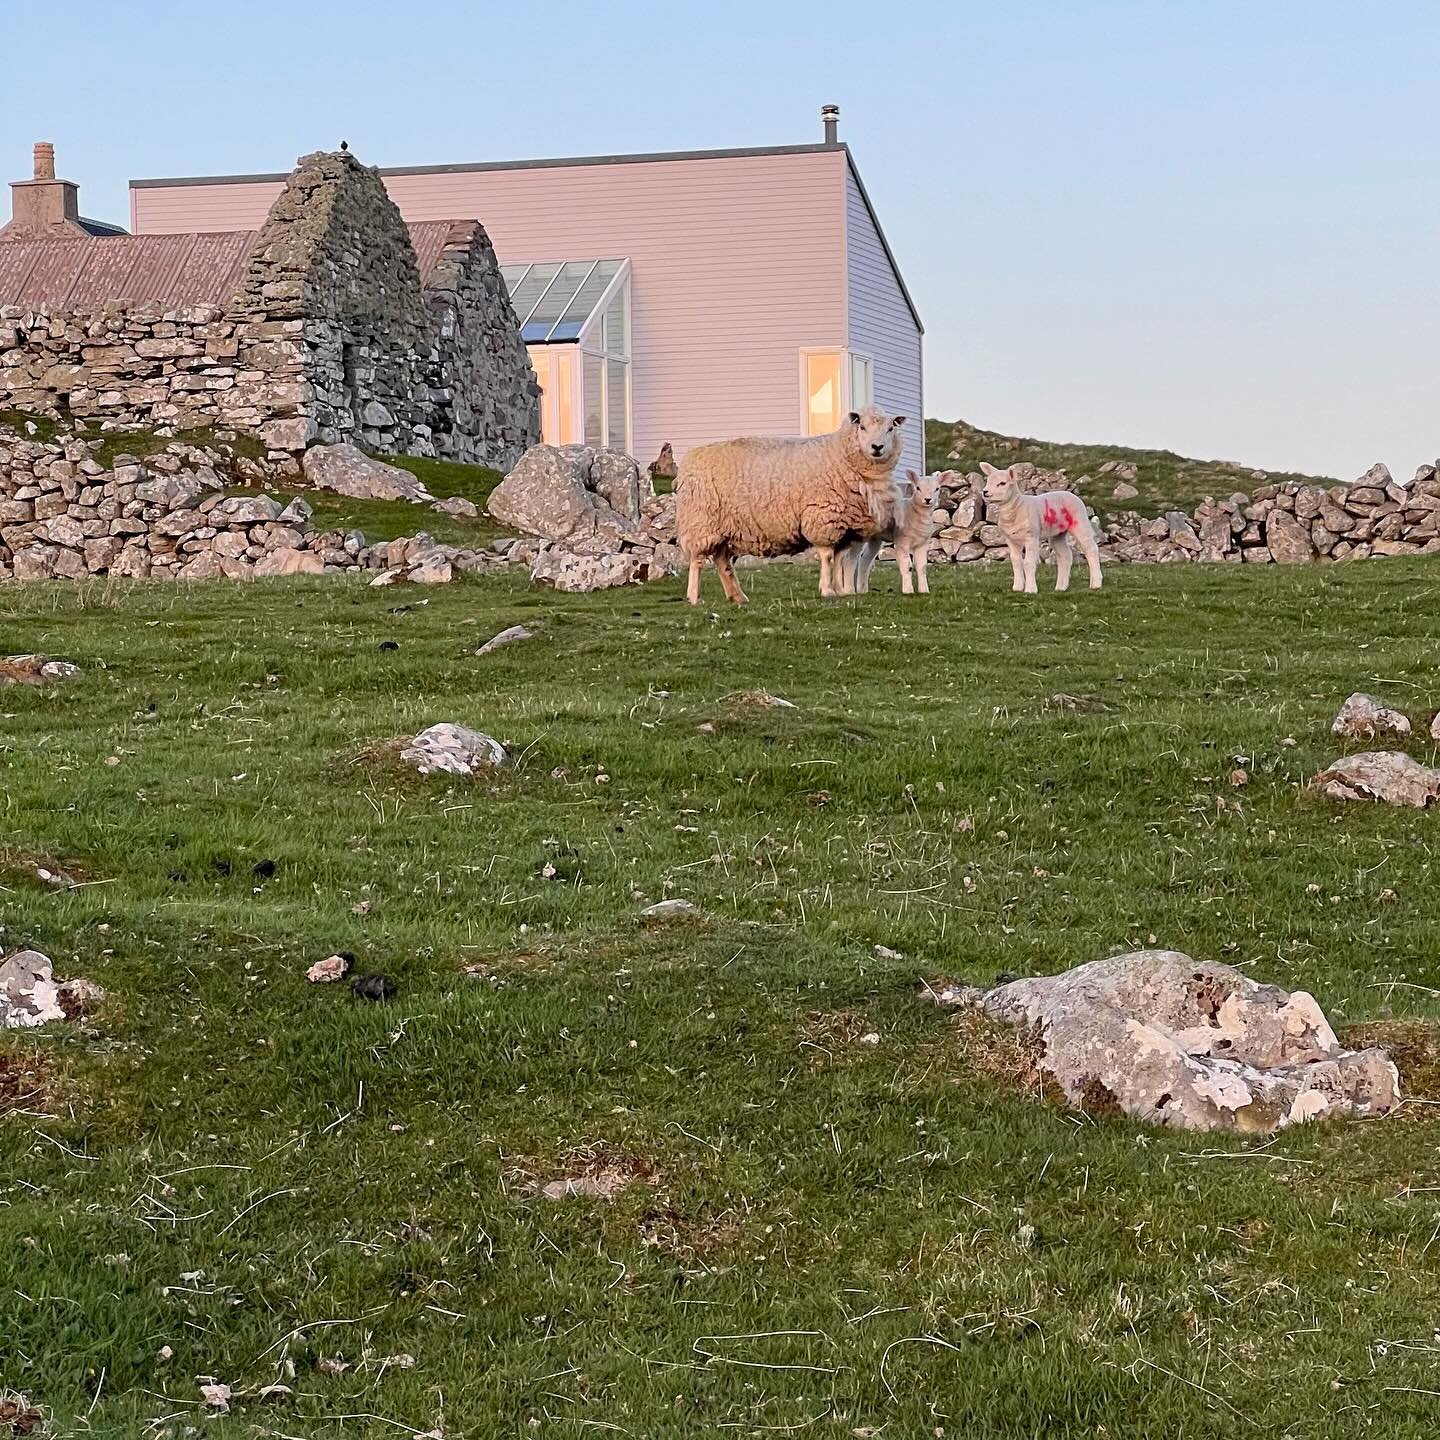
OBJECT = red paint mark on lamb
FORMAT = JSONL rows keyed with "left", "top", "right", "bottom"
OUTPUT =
{"left": 1042, "top": 501, "right": 1059, "bottom": 528}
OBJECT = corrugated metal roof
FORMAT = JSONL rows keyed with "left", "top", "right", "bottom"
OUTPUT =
{"left": 0, "top": 222, "right": 482, "bottom": 309}
{"left": 0, "top": 232, "right": 256, "bottom": 308}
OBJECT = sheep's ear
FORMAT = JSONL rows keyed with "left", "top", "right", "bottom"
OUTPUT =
{"left": 979, "top": 461, "right": 998, "bottom": 476}
{"left": 847, "top": 411, "right": 861, "bottom": 426}
{"left": 892, "top": 415, "right": 907, "bottom": 428}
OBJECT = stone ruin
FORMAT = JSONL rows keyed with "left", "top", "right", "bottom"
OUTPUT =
{"left": 0, "top": 144, "right": 539, "bottom": 469}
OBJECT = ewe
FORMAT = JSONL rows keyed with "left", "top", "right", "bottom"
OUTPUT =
{"left": 836, "top": 468, "right": 951, "bottom": 596}
{"left": 675, "top": 406, "right": 907, "bottom": 604}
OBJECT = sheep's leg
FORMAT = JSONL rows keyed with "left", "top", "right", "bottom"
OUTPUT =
{"left": 1022, "top": 542, "right": 1039, "bottom": 594}
{"left": 857, "top": 538, "right": 882, "bottom": 594}
{"left": 835, "top": 543, "right": 857, "bottom": 596}
{"left": 713, "top": 549, "right": 748, "bottom": 604}
{"left": 915, "top": 541, "right": 930, "bottom": 595}
{"left": 1006, "top": 541, "right": 1025, "bottom": 592}
{"left": 687, "top": 556, "right": 704, "bottom": 605}
{"left": 816, "top": 546, "right": 837, "bottom": 598}
{"left": 1055, "top": 537, "right": 1074, "bottom": 592}
{"left": 1079, "top": 530, "right": 1103, "bottom": 589}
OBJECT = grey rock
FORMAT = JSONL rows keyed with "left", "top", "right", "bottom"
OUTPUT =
{"left": 639, "top": 898, "right": 702, "bottom": 921}
{"left": 399, "top": 722, "right": 507, "bottom": 776}
{"left": 1314, "top": 751, "right": 1440, "bottom": 808}
{"left": 476, "top": 624, "right": 533, "bottom": 657}
{"left": 1331, "top": 692, "right": 1412, "bottom": 740}
{"left": 983, "top": 950, "right": 1398, "bottom": 1133}
{"left": 531, "top": 545, "right": 641, "bottom": 592}
{"left": 1266, "top": 508, "right": 1315, "bottom": 564}
{"left": 487, "top": 444, "right": 640, "bottom": 544}
{"left": 302, "top": 444, "right": 434, "bottom": 504}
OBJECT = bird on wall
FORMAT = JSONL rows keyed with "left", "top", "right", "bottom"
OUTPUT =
{"left": 339, "top": 140, "right": 349, "bottom": 152}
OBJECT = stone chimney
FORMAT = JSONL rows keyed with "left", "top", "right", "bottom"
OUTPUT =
{"left": 0, "top": 142, "right": 86, "bottom": 240}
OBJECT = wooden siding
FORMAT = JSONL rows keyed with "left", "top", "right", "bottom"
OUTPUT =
{"left": 844, "top": 169, "right": 924, "bottom": 476}
{"left": 133, "top": 151, "right": 851, "bottom": 469}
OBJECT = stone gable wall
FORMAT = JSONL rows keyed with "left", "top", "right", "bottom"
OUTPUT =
{"left": 0, "top": 150, "right": 538, "bottom": 469}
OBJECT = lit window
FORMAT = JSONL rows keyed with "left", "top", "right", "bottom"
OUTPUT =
{"left": 805, "top": 352, "right": 843, "bottom": 436}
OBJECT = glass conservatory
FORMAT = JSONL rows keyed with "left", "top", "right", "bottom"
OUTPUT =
{"left": 499, "top": 259, "right": 631, "bottom": 451}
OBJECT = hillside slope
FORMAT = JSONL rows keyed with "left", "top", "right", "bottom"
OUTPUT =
{"left": 926, "top": 417, "right": 1336, "bottom": 516}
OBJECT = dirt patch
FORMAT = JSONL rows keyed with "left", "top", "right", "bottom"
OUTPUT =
{"left": 1341, "top": 1021, "right": 1440, "bottom": 1108}
{"left": 639, "top": 1205, "right": 748, "bottom": 1262}
{"left": 947, "top": 1008, "right": 1063, "bottom": 1103}
{"left": 0, "top": 1394, "right": 44, "bottom": 1437}
{"left": 0, "top": 656, "right": 79, "bottom": 687}
{"left": 0, "top": 847, "right": 89, "bottom": 891}
{"left": 0, "top": 1051, "right": 55, "bottom": 1119}
{"left": 346, "top": 737, "right": 408, "bottom": 769}
{"left": 507, "top": 1142, "right": 661, "bottom": 1202}
{"left": 797, "top": 1010, "right": 880, "bottom": 1065}
{"left": 722, "top": 689, "right": 798, "bottom": 712}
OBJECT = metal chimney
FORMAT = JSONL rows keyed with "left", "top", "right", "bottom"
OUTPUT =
{"left": 821, "top": 104, "right": 840, "bottom": 146}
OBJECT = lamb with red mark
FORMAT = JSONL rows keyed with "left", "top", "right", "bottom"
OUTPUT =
{"left": 980, "top": 463, "right": 1104, "bottom": 595}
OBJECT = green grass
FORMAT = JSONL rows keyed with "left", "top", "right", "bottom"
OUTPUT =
{"left": 927, "top": 416, "right": 1337, "bottom": 517}
{"left": 4, "top": 562, "right": 1440, "bottom": 1438}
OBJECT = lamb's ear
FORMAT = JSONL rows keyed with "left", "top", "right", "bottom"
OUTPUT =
{"left": 847, "top": 411, "right": 861, "bottom": 426}
{"left": 979, "top": 461, "right": 998, "bottom": 476}
{"left": 906, "top": 469, "right": 919, "bottom": 483}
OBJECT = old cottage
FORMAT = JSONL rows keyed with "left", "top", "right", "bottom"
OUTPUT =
{"left": 0, "top": 145, "right": 539, "bottom": 468}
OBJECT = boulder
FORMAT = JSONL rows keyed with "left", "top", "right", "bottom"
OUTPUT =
{"left": 1, "top": 949, "right": 102, "bottom": 1030}
{"left": 432, "top": 496, "right": 479, "bottom": 519}
{"left": 1266, "top": 508, "right": 1315, "bottom": 564}
{"left": 209, "top": 495, "right": 282, "bottom": 526}
{"left": 399, "top": 723, "right": 507, "bottom": 776}
{"left": 1314, "top": 751, "right": 1440, "bottom": 808}
{"left": 488, "top": 444, "right": 643, "bottom": 543}
{"left": 1331, "top": 692, "right": 1412, "bottom": 740}
{"left": 982, "top": 950, "right": 1398, "bottom": 1133}
{"left": 531, "top": 545, "right": 640, "bottom": 592}
{"left": 254, "top": 548, "right": 324, "bottom": 577}
{"left": 302, "top": 444, "right": 434, "bottom": 504}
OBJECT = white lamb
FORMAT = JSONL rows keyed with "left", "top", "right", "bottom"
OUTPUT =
{"left": 675, "top": 406, "right": 907, "bottom": 604}
{"left": 980, "top": 461, "right": 1103, "bottom": 593}
{"left": 837, "top": 468, "right": 952, "bottom": 595}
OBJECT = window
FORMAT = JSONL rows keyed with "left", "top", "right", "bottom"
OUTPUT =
{"left": 805, "top": 351, "right": 843, "bottom": 436}
{"left": 802, "top": 349, "right": 875, "bottom": 436}
{"left": 503, "top": 259, "right": 631, "bottom": 450}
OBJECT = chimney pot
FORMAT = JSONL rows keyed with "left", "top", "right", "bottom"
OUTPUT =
{"left": 33, "top": 142, "right": 56, "bottom": 181}
{"left": 821, "top": 104, "right": 840, "bottom": 146}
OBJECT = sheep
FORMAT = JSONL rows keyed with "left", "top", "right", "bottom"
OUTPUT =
{"left": 980, "top": 461, "right": 1103, "bottom": 592}
{"left": 675, "top": 406, "right": 908, "bottom": 604}
{"left": 837, "top": 468, "right": 953, "bottom": 595}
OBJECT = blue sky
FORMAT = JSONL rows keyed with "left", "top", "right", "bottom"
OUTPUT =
{"left": 8, "top": 1, "right": 1436, "bottom": 478}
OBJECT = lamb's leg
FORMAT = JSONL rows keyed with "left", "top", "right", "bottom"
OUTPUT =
{"left": 1006, "top": 541, "right": 1025, "bottom": 592}
{"left": 714, "top": 549, "right": 748, "bottom": 604}
{"left": 1022, "top": 542, "right": 1039, "bottom": 594}
{"left": 857, "top": 538, "right": 882, "bottom": 594}
{"left": 1080, "top": 531, "right": 1103, "bottom": 589}
{"left": 687, "top": 556, "right": 704, "bottom": 605}
{"left": 915, "top": 540, "right": 930, "bottom": 595}
{"left": 897, "top": 544, "right": 914, "bottom": 594}
{"left": 1055, "top": 537, "right": 1073, "bottom": 592}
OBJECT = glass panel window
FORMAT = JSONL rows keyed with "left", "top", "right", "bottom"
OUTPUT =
{"left": 583, "top": 354, "right": 603, "bottom": 447}
{"left": 553, "top": 347, "right": 577, "bottom": 444}
{"left": 850, "top": 353, "right": 874, "bottom": 409}
{"left": 606, "top": 358, "right": 628, "bottom": 451}
{"left": 805, "top": 351, "right": 843, "bottom": 436}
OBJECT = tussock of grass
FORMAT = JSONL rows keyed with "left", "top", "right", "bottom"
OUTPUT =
{"left": 3, "top": 563, "right": 1440, "bottom": 1435}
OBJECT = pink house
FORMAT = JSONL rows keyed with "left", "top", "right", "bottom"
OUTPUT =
{"left": 129, "top": 106, "right": 923, "bottom": 474}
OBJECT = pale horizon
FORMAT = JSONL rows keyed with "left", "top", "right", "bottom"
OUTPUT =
{"left": 7, "top": 0, "right": 1436, "bottom": 481}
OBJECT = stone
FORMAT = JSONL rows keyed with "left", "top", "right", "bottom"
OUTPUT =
{"left": 306, "top": 954, "right": 352, "bottom": 984}
{"left": 399, "top": 722, "right": 507, "bottom": 776}
{"left": 487, "top": 444, "right": 640, "bottom": 544}
{"left": 639, "top": 898, "right": 702, "bottom": 922}
{"left": 1331, "top": 692, "right": 1412, "bottom": 740}
{"left": 531, "top": 545, "right": 640, "bottom": 592}
{"left": 209, "top": 494, "right": 283, "bottom": 526}
{"left": 983, "top": 950, "right": 1398, "bottom": 1133}
{"left": 1266, "top": 508, "right": 1315, "bottom": 564}
{"left": 0, "top": 654, "right": 80, "bottom": 685}
{"left": 254, "top": 547, "right": 324, "bottom": 577}
{"left": 1314, "top": 751, "right": 1440, "bottom": 808}
{"left": 1, "top": 949, "right": 101, "bottom": 1030}
{"left": 407, "top": 552, "right": 453, "bottom": 584}
{"left": 476, "top": 624, "right": 533, "bottom": 657}
{"left": 277, "top": 496, "right": 313, "bottom": 525}
{"left": 432, "top": 495, "right": 479, "bottom": 518}
{"left": 302, "top": 443, "right": 434, "bottom": 503}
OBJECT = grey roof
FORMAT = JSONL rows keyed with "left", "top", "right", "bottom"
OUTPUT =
{"left": 129, "top": 141, "right": 921, "bottom": 333}
{"left": 77, "top": 216, "right": 128, "bottom": 237}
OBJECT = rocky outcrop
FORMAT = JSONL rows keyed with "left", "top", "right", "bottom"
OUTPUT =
{"left": 981, "top": 950, "right": 1399, "bottom": 1133}
{"left": 1314, "top": 751, "right": 1440, "bottom": 808}
{"left": 1331, "top": 692, "right": 1412, "bottom": 740}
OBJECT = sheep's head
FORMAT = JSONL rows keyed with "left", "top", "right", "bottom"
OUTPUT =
{"left": 980, "top": 461, "right": 1018, "bottom": 504}
{"left": 846, "top": 406, "right": 906, "bottom": 469}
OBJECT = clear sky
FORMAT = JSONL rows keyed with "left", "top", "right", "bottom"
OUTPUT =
{"left": 7, "top": 0, "right": 1436, "bottom": 479}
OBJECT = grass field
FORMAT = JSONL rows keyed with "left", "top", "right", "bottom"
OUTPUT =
{"left": 927, "top": 417, "right": 1338, "bottom": 517}
{"left": 4, "top": 559, "right": 1440, "bottom": 1439}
